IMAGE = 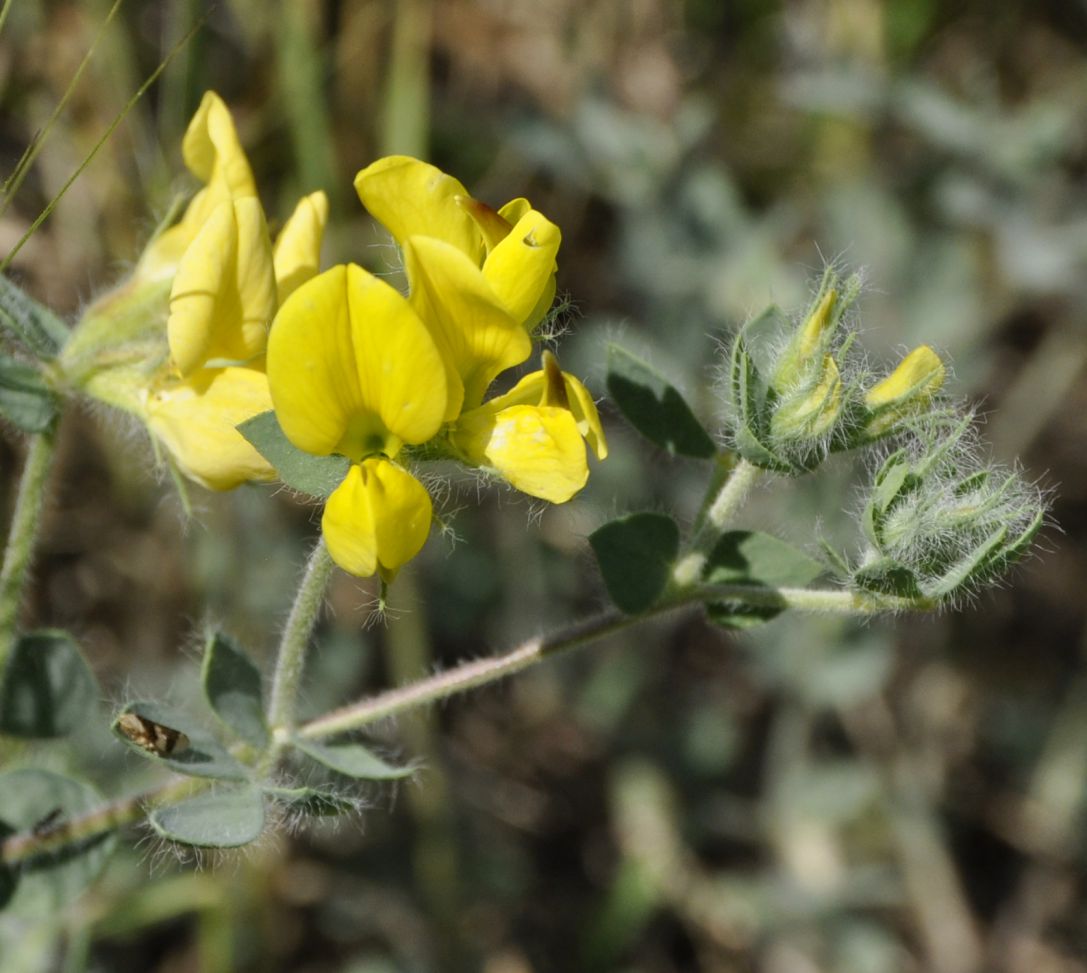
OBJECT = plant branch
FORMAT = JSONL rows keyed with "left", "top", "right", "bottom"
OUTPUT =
{"left": 297, "top": 581, "right": 917, "bottom": 740}
{"left": 0, "top": 429, "right": 57, "bottom": 670}
{"left": 267, "top": 538, "right": 334, "bottom": 733}
{"left": 0, "top": 776, "right": 201, "bottom": 868}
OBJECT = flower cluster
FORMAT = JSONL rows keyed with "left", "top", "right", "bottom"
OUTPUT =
{"left": 268, "top": 156, "right": 606, "bottom": 580}
{"left": 68, "top": 94, "right": 606, "bottom": 581}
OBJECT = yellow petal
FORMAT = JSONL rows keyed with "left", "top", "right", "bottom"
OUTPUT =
{"left": 560, "top": 372, "right": 608, "bottom": 460}
{"left": 453, "top": 403, "right": 588, "bottom": 503}
{"left": 138, "top": 92, "right": 257, "bottom": 282}
{"left": 456, "top": 196, "right": 513, "bottom": 251}
{"left": 167, "top": 198, "right": 276, "bottom": 377}
{"left": 865, "top": 345, "right": 945, "bottom": 408}
{"left": 182, "top": 91, "right": 257, "bottom": 194}
{"left": 497, "top": 197, "right": 532, "bottom": 226}
{"left": 475, "top": 357, "right": 608, "bottom": 462}
{"left": 274, "top": 191, "right": 329, "bottom": 305}
{"left": 322, "top": 458, "right": 433, "bottom": 579}
{"left": 482, "top": 209, "right": 561, "bottom": 329}
{"left": 147, "top": 366, "right": 275, "bottom": 490}
{"left": 267, "top": 263, "right": 447, "bottom": 459}
{"left": 354, "top": 156, "right": 483, "bottom": 264}
{"left": 402, "top": 236, "right": 531, "bottom": 415}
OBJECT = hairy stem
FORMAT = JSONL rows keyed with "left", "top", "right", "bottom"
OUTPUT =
{"left": 297, "top": 582, "right": 911, "bottom": 740}
{"left": 0, "top": 430, "right": 57, "bottom": 670}
{"left": 0, "top": 776, "right": 202, "bottom": 868}
{"left": 267, "top": 538, "right": 334, "bottom": 732}
{"left": 675, "top": 456, "right": 764, "bottom": 585}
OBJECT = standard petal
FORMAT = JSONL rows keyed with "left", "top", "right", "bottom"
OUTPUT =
{"left": 482, "top": 209, "right": 561, "bottom": 329}
{"left": 267, "top": 264, "right": 447, "bottom": 459}
{"left": 321, "top": 458, "right": 432, "bottom": 579}
{"left": 182, "top": 91, "right": 256, "bottom": 198}
{"left": 453, "top": 403, "right": 588, "bottom": 504}
{"left": 136, "top": 93, "right": 257, "bottom": 282}
{"left": 274, "top": 191, "right": 329, "bottom": 305}
{"left": 354, "top": 156, "right": 483, "bottom": 263}
{"left": 403, "top": 236, "right": 531, "bottom": 415}
{"left": 147, "top": 366, "right": 275, "bottom": 490}
{"left": 167, "top": 198, "right": 276, "bottom": 377}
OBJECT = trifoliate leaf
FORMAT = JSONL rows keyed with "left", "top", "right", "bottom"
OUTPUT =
{"left": 112, "top": 702, "right": 249, "bottom": 781}
{"left": 238, "top": 410, "right": 350, "bottom": 498}
{"left": 201, "top": 632, "right": 269, "bottom": 749}
{"left": 0, "top": 630, "right": 98, "bottom": 738}
{"left": 295, "top": 739, "right": 414, "bottom": 781}
{"left": 590, "top": 512, "right": 681, "bottom": 614}
{"left": 150, "top": 785, "right": 265, "bottom": 848}
{"left": 0, "top": 769, "right": 116, "bottom": 916}
{"left": 0, "top": 356, "right": 58, "bottom": 433}
{"left": 703, "top": 530, "right": 825, "bottom": 628}
{"left": 606, "top": 345, "right": 716, "bottom": 458}
{"left": 0, "top": 275, "right": 68, "bottom": 359}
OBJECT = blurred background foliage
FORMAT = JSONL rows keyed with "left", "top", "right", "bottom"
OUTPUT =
{"left": 0, "top": 0, "right": 1085, "bottom": 970}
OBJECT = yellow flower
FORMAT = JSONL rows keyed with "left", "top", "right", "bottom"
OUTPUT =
{"left": 137, "top": 91, "right": 257, "bottom": 282}
{"left": 354, "top": 155, "right": 561, "bottom": 332}
{"left": 266, "top": 264, "right": 449, "bottom": 579}
{"left": 148, "top": 188, "right": 328, "bottom": 489}
{"left": 452, "top": 351, "right": 608, "bottom": 503}
{"left": 862, "top": 345, "right": 946, "bottom": 439}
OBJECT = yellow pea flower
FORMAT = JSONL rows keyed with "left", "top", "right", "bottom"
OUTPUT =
{"left": 137, "top": 91, "right": 257, "bottom": 282}
{"left": 266, "top": 264, "right": 449, "bottom": 579}
{"left": 452, "top": 351, "right": 608, "bottom": 503}
{"left": 354, "top": 155, "right": 561, "bottom": 331}
{"left": 144, "top": 189, "right": 328, "bottom": 490}
{"left": 862, "top": 345, "right": 946, "bottom": 439}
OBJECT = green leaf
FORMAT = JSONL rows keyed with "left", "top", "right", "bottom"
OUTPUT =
{"left": 851, "top": 558, "right": 924, "bottom": 599}
{"left": 263, "top": 786, "right": 356, "bottom": 817}
{"left": 201, "top": 632, "right": 269, "bottom": 749}
{"left": 606, "top": 345, "right": 716, "bottom": 458}
{"left": 295, "top": 739, "right": 415, "bottom": 781}
{"left": 237, "top": 410, "right": 350, "bottom": 498}
{"left": 0, "top": 275, "right": 68, "bottom": 359}
{"left": 0, "top": 769, "right": 117, "bottom": 916}
{"left": 0, "top": 630, "right": 98, "bottom": 738}
{"left": 111, "top": 702, "right": 250, "bottom": 781}
{"left": 0, "top": 356, "right": 58, "bottom": 433}
{"left": 703, "top": 530, "right": 825, "bottom": 628}
{"left": 728, "top": 334, "right": 792, "bottom": 473}
{"left": 0, "top": 822, "right": 16, "bottom": 910}
{"left": 149, "top": 785, "right": 265, "bottom": 848}
{"left": 589, "top": 512, "right": 681, "bottom": 614}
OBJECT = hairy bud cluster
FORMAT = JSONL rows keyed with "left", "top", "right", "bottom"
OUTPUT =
{"left": 722, "top": 268, "right": 947, "bottom": 474}
{"left": 852, "top": 416, "right": 1045, "bottom": 603}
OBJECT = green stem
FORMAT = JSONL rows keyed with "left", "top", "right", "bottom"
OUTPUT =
{"left": 0, "top": 430, "right": 57, "bottom": 670}
{"left": 267, "top": 538, "right": 335, "bottom": 733}
{"left": 1, "top": 580, "right": 922, "bottom": 864}
{"left": 704, "top": 457, "right": 761, "bottom": 533}
{"left": 297, "top": 581, "right": 913, "bottom": 740}
{"left": 0, "top": 776, "right": 201, "bottom": 868}
{"left": 674, "top": 456, "right": 763, "bottom": 586}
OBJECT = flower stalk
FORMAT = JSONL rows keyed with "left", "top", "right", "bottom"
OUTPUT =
{"left": 267, "top": 538, "right": 335, "bottom": 733}
{"left": 0, "top": 429, "right": 58, "bottom": 671}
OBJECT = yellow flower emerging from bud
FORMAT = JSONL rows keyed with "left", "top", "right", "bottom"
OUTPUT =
{"left": 863, "top": 345, "right": 945, "bottom": 438}
{"left": 769, "top": 354, "right": 843, "bottom": 442}
{"left": 865, "top": 345, "right": 945, "bottom": 409}
{"left": 266, "top": 264, "right": 449, "bottom": 579}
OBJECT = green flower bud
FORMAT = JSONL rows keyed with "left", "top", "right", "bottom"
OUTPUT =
{"left": 852, "top": 419, "right": 1045, "bottom": 601}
